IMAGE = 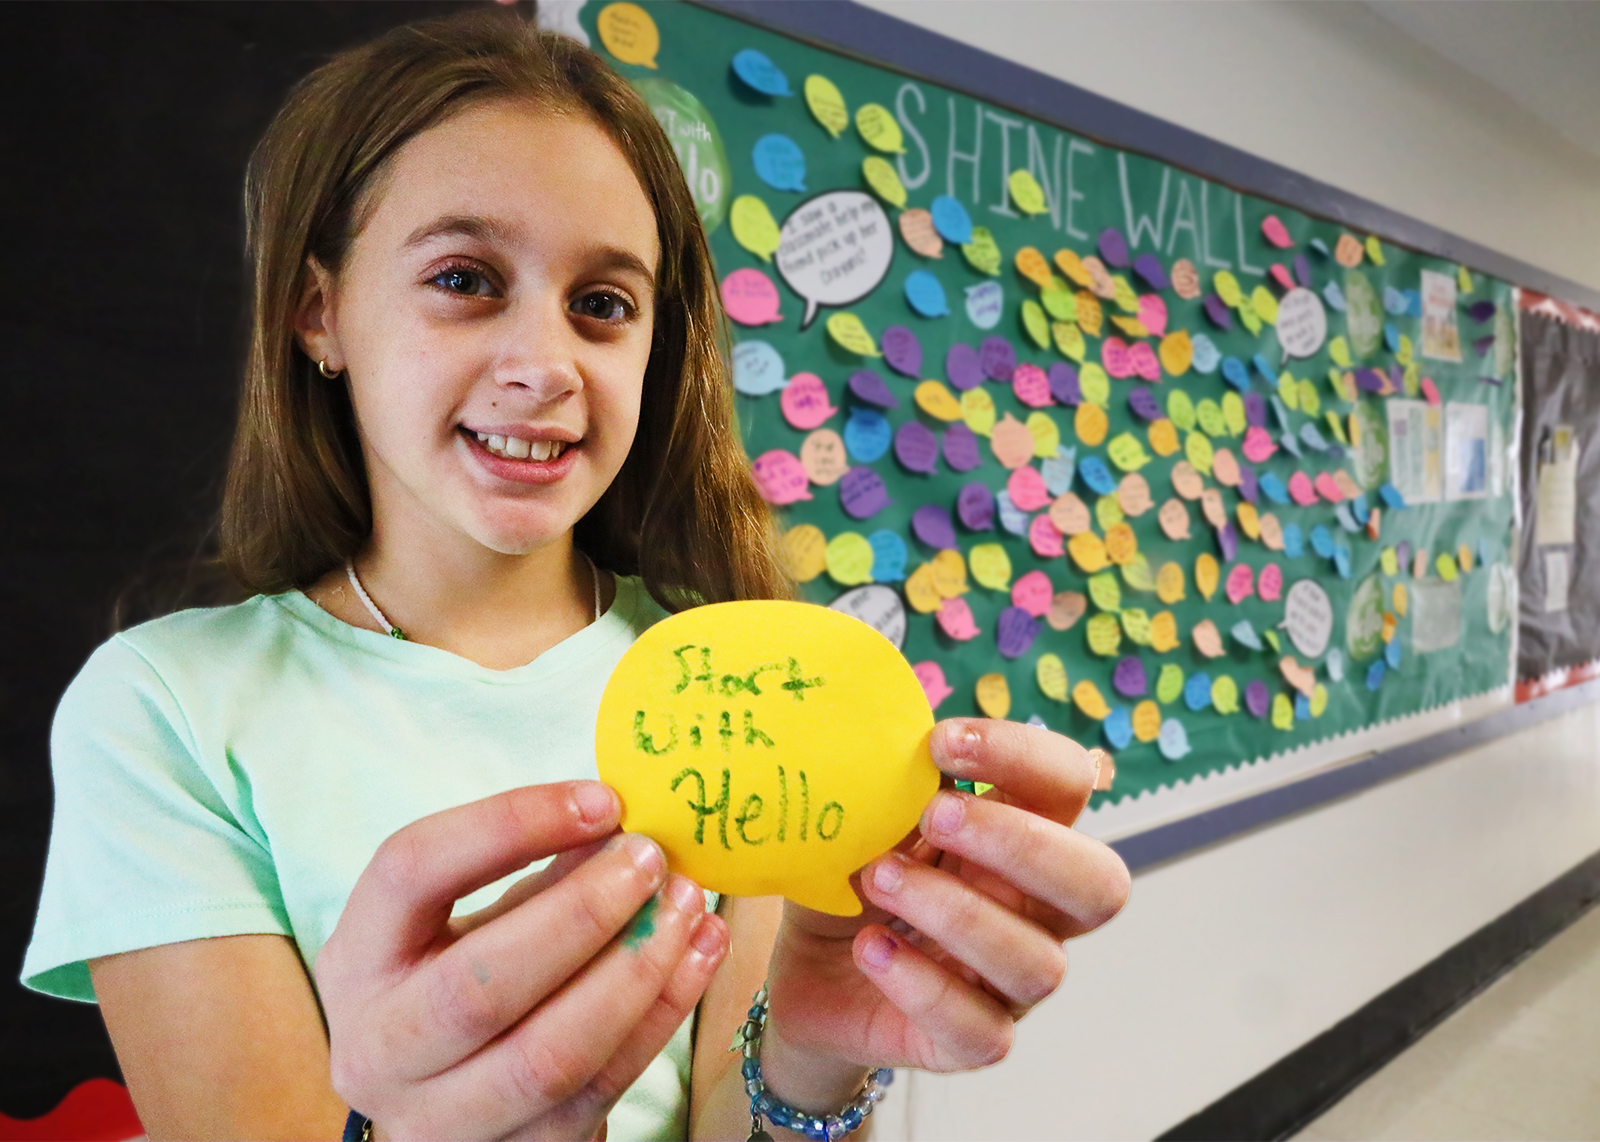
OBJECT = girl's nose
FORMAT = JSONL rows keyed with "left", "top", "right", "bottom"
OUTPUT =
{"left": 490, "top": 297, "right": 585, "bottom": 403}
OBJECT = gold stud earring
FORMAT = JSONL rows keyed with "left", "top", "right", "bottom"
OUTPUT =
{"left": 317, "top": 358, "right": 342, "bottom": 379}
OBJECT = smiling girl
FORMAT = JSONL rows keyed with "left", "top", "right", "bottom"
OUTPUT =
{"left": 24, "top": 12, "right": 1128, "bottom": 1140}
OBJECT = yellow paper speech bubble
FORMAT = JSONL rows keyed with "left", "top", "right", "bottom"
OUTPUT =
{"left": 730, "top": 195, "right": 780, "bottom": 261}
{"left": 826, "top": 312, "right": 879, "bottom": 357}
{"left": 597, "top": 2, "right": 660, "bottom": 68}
{"left": 804, "top": 74, "right": 849, "bottom": 138}
{"left": 596, "top": 601, "right": 939, "bottom": 917}
{"left": 855, "top": 103, "right": 905, "bottom": 153}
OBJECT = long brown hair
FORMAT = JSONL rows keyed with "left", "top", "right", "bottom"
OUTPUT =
{"left": 221, "top": 10, "right": 792, "bottom": 611}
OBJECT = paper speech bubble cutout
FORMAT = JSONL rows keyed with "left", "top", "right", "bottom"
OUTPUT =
{"left": 722, "top": 268, "right": 783, "bottom": 326}
{"left": 824, "top": 532, "right": 874, "bottom": 587}
{"left": 866, "top": 530, "right": 906, "bottom": 583}
{"left": 862, "top": 156, "right": 907, "bottom": 209}
{"left": 854, "top": 102, "right": 904, "bottom": 153}
{"left": 597, "top": 3, "right": 660, "bottom": 67}
{"left": 782, "top": 524, "right": 826, "bottom": 583}
{"left": 1282, "top": 579, "right": 1333, "bottom": 658}
{"left": 904, "top": 270, "right": 949, "bottom": 318}
{"left": 596, "top": 601, "right": 938, "bottom": 916}
{"left": 731, "top": 195, "right": 782, "bottom": 262}
{"left": 803, "top": 74, "right": 849, "bottom": 138}
{"left": 751, "top": 450, "right": 811, "bottom": 505}
{"left": 776, "top": 191, "right": 894, "bottom": 329}
{"left": 898, "top": 209, "right": 944, "bottom": 260}
{"left": 780, "top": 373, "right": 836, "bottom": 431}
{"left": 731, "top": 48, "right": 793, "bottom": 97}
{"left": 753, "top": 134, "right": 807, "bottom": 193}
{"left": 731, "top": 340, "right": 786, "bottom": 396}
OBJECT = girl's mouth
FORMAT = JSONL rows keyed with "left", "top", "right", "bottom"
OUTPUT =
{"left": 459, "top": 427, "right": 581, "bottom": 485}
{"left": 470, "top": 430, "right": 568, "bottom": 462}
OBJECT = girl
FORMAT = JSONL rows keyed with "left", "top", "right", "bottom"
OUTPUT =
{"left": 24, "top": 12, "right": 1129, "bottom": 1140}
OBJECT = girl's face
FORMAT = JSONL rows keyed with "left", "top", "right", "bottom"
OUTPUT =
{"left": 304, "top": 100, "right": 661, "bottom": 559}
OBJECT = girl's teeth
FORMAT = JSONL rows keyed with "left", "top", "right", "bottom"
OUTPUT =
{"left": 476, "top": 432, "right": 566, "bottom": 462}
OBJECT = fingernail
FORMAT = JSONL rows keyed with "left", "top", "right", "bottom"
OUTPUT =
{"left": 691, "top": 915, "right": 726, "bottom": 958}
{"left": 861, "top": 931, "right": 897, "bottom": 970}
{"left": 573, "top": 781, "right": 619, "bottom": 826}
{"left": 872, "top": 857, "right": 904, "bottom": 895}
{"left": 607, "top": 832, "right": 665, "bottom": 876}
{"left": 667, "top": 874, "right": 702, "bottom": 914}
{"left": 927, "top": 791, "right": 965, "bottom": 838}
{"left": 938, "top": 720, "right": 982, "bottom": 770}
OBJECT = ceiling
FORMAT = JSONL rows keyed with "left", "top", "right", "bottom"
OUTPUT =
{"left": 1364, "top": 1, "right": 1600, "bottom": 162}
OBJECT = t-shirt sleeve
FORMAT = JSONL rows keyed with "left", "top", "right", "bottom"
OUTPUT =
{"left": 22, "top": 635, "right": 292, "bottom": 1002}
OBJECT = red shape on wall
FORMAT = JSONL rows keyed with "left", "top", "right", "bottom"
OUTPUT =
{"left": 0, "top": 1078, "right": 143, "bottom": 1142}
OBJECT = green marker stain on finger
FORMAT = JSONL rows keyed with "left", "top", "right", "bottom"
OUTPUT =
{"left": 623, "top": 895, "right": 659, "bottom": 950}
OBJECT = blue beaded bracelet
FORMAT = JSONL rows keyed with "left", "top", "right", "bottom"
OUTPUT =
{"left": 731, "top": 985, "right": 893, "bottom": 1141}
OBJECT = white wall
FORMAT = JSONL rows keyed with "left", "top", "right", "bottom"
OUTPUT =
{"left": 860, "top": 0, "right": 1600, "bottom": 298}
{"left": 852, "top": 3, "right": 1600, "bottom": 1136}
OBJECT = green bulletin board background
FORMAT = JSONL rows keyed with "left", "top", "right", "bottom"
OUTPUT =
{"left": 583, "top": 0, "right": 1519, "bottom": 807}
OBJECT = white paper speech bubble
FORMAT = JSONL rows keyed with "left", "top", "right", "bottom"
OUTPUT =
{"left": 776, "top": 191, "right": 894, "bottom": 330}
{"left": 1280, "top": 578, "right": 1333, "bottom": 658}
{"left": 829, "top": 584, "right": 907, "bottom": 649}
{"left": 1276, "top": 288, "right": 1328, "bottom": 359}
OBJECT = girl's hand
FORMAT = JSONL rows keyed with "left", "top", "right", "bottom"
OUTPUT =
{"left": 760, "top": 719, "right": 1129, "bottom": 1083}
{"left": 315, "top": 781, "right": 729, "bottom": 1140}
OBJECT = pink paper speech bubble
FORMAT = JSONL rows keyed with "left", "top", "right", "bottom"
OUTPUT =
{"left": 721, "top": 268, "right": 782, "bottom": 326}
{"left": 751, "top": 450, "right": 812, "bottom": 504}
{"left": 1011, "top": 569, "right": 1054, "bottom": 617}
{"left": 1226, "top": 563, "right": 1255, "bottom": 604}
{"left": 780, "top": 373, "right": 838, "bottom": 430}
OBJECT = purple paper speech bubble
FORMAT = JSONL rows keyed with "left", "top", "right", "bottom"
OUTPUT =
{"left": 1098, "top": 227, "right": 1130, "bottom": 269}
{"left": 957, "top": 481, "right": 995, "bottom": 530}
{"left": 1397, "top": 539, "right": 1412, "bottom": 568}
{"left": 1112, "top": 655, "right": 1147, "bottom": 698}
{"left": 911, "top": 503, "right": 958, "bottom": 549}
{"left": 980, "top": 336, "right": 1017, "bottom": 382}
{"left": 996, "top": 606, "right": 1042, "bottom": 660}
{"left": 1128, "top": 385, "right": 1163, "bottom": 422}
{"left": 1048, "top": 362, "right": 1081, "bottom": 407}
{"left": 1245, "top": 679, "right": 1271, "bottom": 719}
{"left": 946, "top": 342, "right": 984, "bottom": 391}
{"left": 1217, "top": 522, "right": 1239, "bottom": 563}
{"left": 839, "top": 467, "right": 890, "bottom": 520}
{"left": 882, "top": 325, "right": 923, "bottom": 378}
{"left": 1244, "top": 391, "right": 1267, "bottom": 428}
{"left": 1133, "top": 253, "right": 1168, "bottom": 291}
{"left": 1355, "top": 368, "right": 1387, "bottom": 394}
{"left": 943, "top": 422, "right": 981, "bottom": 472}
{"left": 1238, "top": 465, "right": 1259, "bottom": 504}
{"left": 1468, "top": 300, "right": 1497, "bottom": 324}
{"left": 1204, "top": 294, "right": 1233, "bottom": 330}
{"left": 894, "top": 421, "right": 940, "bottom": 475}
{"left": 848, "top": 369, "right": 899, "bottom": 409}
{"left": 1294, "top": 254, "right": 1311, "bottom": 288}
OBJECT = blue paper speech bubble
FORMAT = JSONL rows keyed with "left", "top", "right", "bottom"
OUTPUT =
{"left": 1183, "top": 671, "right": 1214, "bottom": 712}
{"left": 867, "top": 529, "right": 907, "bottom": 582}
{"left": 1041, "top": 445, "right": 1077, "bottom": 496}
{"left": 964, "top": 281, "right": 1003, "bottom": 329}
{"left": 1103, "top": 706, "right": 1133, "bottom": 750}
{"left": 930, "top": 195, "right": 973, "bottom": 244}
{"left": 842, "top": 408, "right": 892, "bottom": 462}
{"left": 1191, "top": 333, "right": 1221, "bottom": 374}
{"left": 731, "top": 48, "right": 793, "bottom": 96}
{"left": 1221, "top": 356, "right": 1250, "bottom": 391}
{"left": 1157, "top": 718, "right": 1191, "bottom": 761}
{"left": 904, "top": 269, "right": 950, "bottom": 318}
{"left": 1282, "top": 523, "right": 1305, "bottom": 559}
{"left": 994, "top": 490, "right": 1029, "bottom": 536}
{"left": 1079, "top": 456, "right": 1116, "bottom": 496}
{"left": 1322, "top": 280, "right": 1347, "bottom": 312}
{"left": 732, "top": 340, "right": 786, "bottom": 395}
{"left": 752, "top": 133, "right": 806, "bottom": 192}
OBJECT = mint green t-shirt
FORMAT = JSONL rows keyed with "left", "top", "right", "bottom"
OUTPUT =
{"left": 24, "top": 576, "right": 692, "bottom": 1140}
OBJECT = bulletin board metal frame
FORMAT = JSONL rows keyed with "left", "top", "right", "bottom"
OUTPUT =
{"left": 682, "top": 0, "right": 1600, "bottom": 866}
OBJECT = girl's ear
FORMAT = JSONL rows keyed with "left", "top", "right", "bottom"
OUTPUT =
{"left": 294, "top": 257, "right": 343, "bottom": 374}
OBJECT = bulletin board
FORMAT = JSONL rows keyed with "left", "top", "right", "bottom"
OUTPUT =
{"left": 577, "top": 0, "right": 1520, "bottom": 812}
{"left": 1517, "top": 295, "right": 1600, "bottom": 693}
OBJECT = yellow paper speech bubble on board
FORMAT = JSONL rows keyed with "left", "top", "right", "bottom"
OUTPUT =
{"left": 596, "top": 601, "right": 939, "bottom": 916}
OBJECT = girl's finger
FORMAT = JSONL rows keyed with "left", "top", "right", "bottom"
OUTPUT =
{"left": 380, "top": 833, "right": 669, "bottom": 1079}
{"left": 448, "top": 837, "right": 612, "bottom": 940}
{"left": 859, "top": 853, "right": 1064, "bottom": 1009}
{"left": 542, "top": 912, "right": 731, "bottom": 1138}
{"left": 919, "top": 791, "right": 1131, "bottom": 934}
{"left": 850, "top": 926, "right": 1015, "bottom": 1073}
{"left": 427, "top": 872, "right": 711, "bottom": 1134}
{"left": 929, "top": 719, "right": 1099, "bottom": 825}
{"left": 339, "top": 782, "right": 622, "bottom": 967}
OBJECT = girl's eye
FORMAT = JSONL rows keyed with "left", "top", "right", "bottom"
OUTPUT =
{"left": 429, "top": 266, "right": 497, "bottom": 297}
{"left": 573, "top": 290, "right": 632, "bottom": 323}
